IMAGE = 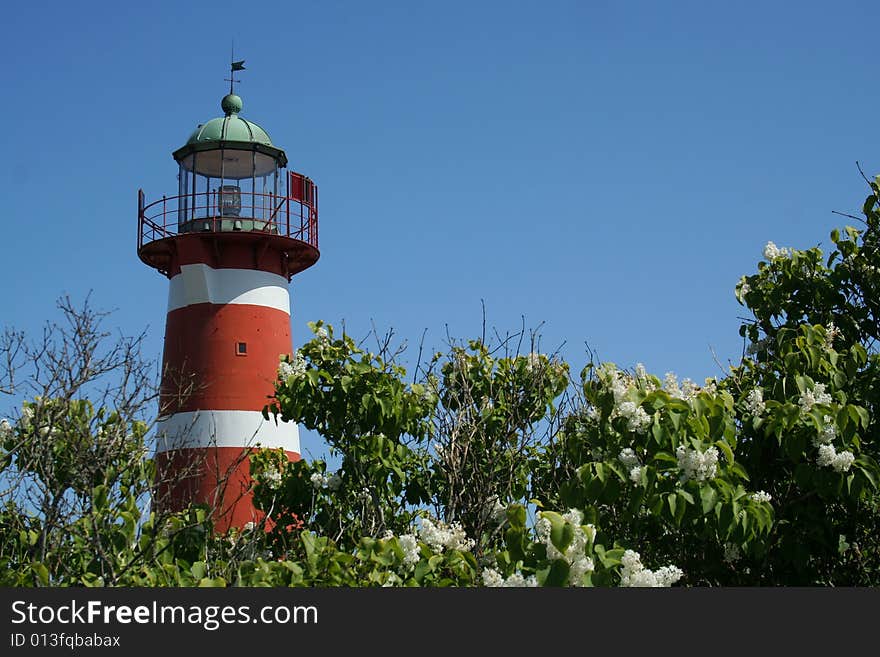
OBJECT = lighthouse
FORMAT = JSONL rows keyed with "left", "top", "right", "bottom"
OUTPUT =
{"left": 137, "top": 70, "right": 319, "bottom": 532}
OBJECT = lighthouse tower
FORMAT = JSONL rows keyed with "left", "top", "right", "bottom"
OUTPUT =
{"left": 137, "top": 76, "right": 319, "bottom": 532}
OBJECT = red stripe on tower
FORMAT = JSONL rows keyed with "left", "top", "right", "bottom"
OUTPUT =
{"left": 137, "top": 84, "right": 319, "bottom": 533}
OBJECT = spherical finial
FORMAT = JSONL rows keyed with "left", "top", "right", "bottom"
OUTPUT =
{"left": 221, "top": 94, "right": 243, "bottom": 115}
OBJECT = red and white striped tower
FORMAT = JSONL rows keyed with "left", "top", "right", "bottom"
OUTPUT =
{"left": 137, "top": 82, "right": 319, "bottom": 532}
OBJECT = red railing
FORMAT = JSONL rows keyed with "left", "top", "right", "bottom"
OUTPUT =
{"left": 138, "top": 176, "right": 318, "bottom": 252}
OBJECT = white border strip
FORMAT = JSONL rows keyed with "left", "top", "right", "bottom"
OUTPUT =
{"left": 154, "top": 410, "right": 300, "bottom": 453}
{"left": 167, "top": 264, "right": 290, "bottom": 314}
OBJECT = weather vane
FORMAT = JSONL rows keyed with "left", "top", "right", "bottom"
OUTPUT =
{"left": 225, "top": 45, "right": 245, "bottom": 95}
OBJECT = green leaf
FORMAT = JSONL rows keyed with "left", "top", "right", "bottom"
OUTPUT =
{"left": 715, "top": 439, "right": 735, "bottom": 466}
{"left": 506, "top": 504, "right": 527, "bottom": 529}
{"left": 700, "top": 485, "right": 718, "bottom": 515}
{"left": 546, "top": 512, "right": 574, "bottom": 553}
{"left": 32, "top": 562, "right": 49, "bottom": 586}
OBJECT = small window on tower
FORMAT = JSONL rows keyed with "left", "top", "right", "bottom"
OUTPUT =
{"left": 236, "top": 341, "right": 248, "bottom": 356}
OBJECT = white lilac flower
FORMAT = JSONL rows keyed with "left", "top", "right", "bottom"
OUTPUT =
{"left": 418, "top": 517, "right": 475, "bottom": 553}
{"left": 763, "top": 241, "right": 790, "bottom": 261}
{"left": 262, "top": 467, "right": 282, "bottom": 490}
{"left": 242, "top": 521, "right": 256, "bottom": 531}
{"left": 502, "top": 571, "right": 538, "bottom": 587}
{"left": 629, "top": 466, "right": 644, "bottom": 484}
{"left": 663, "top": 372, "right": 682, "bottom": 398}
{"left": 618, "top": 549, "right": 683, "bottom": 587}
{"left": 309, "top": 472, "right": 329, "bottom": 489}
{"left": 0, "top": 418, "right": 12, "bottom": 439}
{"left": 833, "top": 450, "right": 855, "bottom": 473}
{"left": 750, "top": 490, "right": 772, "bottom": 504}
{"left": 633, "top": 363, "right": 657, "bottom": 391}
{"left": 597, "top": 363, "right": 629, "bottom": 402}
{"left": 382, "top": 572, "right": 402, "bottom": 587}
{"left": 536, "top": 510, "right": 595, "bottom": 585}
{"left": 616, "top": 401, "right": 651, "bottom": 434}
{"left": 675, "top": 445, "right": 719, "bottom": 482}
{"left": 745, "top": 388, "right": 765, "bottom": 416}
{"left": 398, "top": 534, "right": 421, "bottom": 566}
{"left": 723, "top": 542, "right": 741, "bottom": 563}
{"left": 568, "top": 557, "right": 595, "bottom": 586}
{"left": 619, "top": 449, "right": 644, "bottom": 485}
{"left": 278, "top": 352, "right": 307, "bottom": 381}
{"left": 739, "top": 281, "right": 751, "bottom": 297}
{"left": 680, "top": 378, "right": 699, "bottom": 401}
{"left": 653, "top": 566, "right": 685, "bottom": 586}
{"left": 327, "top": 473, "right": 343, "bottom": 491}
{"left": 798, "top": 383, "right": 833, "bottom": 413}
{"left": 315, "top": 325, "right": 329, "bottom": 341}
{"left": 482, "top": 568, "right": 504, "bottom": 587}
{"left": 817, "top": 444, "right": 836, "bottom": 468}
{"left": 813, "top": 416, "right": 836, "bottom": 447}
{"left": 824, "top": 323, "right": 841, "bottom": 351}
{"left": 619, "top": 448, "right": 641, "bottom": 470}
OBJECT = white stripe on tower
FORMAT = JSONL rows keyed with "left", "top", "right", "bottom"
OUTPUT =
{"left": 155, "top": 410, "right": 300, "bottom": 452}
{"left": 167, "top": 263, "right": 291, "bottom": 313}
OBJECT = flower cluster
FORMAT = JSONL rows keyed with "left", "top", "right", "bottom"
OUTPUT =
{"left": 763, "top": 241, "right": 791, "bottom": 261}
{"left": 662, "top": 371, "right": 709, "bottom": 401}
{"left": 278, "top": 352, "right": 307, "bottom": 382}
{"left": 309, "top": 472, "right": 342, "bottom": 491}
{"left": 816, "top": 444, "right": 855, "bottom": 473}
{"left": 744, "top": 388, "right": 765, "bottom": 416}
{"left": 535, "top": 509, "right": 596, "bottom": 586}
{"left": 619, "top": 448, "right": 644, "bottom": 484}
{"left": 634, "top": 363, "right": 656, "bottom": 390}
{"left": 663, "top": 372, "right": 680, "bottom": 397}
{"left": 481, "top": 568, "right": 538, "bottom": 587}
{"left": 380, "top": 531, "right": 422, "bottom": 567}
{"left": 813, "top": 415, "right": 836, "bottom": 447}
{"left": 750, "top": 490, "right": 772, "bottom": 504}
{"left": 675, "top": 445, "right": 719, "bottom": 482}
{"left": 0, "top": 418, "right": 12, "bottom": 440}
{"left": 599, "top": 365, "right": 651, "bottom": 433}
{"left": 619, "top": 550, "right": 683, "bottom": 587}
{"left": 823, "top": 323, "right": 841, "bottom": 351}
{"left": 259, "top": 466, "right": 282, "bottom": 490}
{"left": 798, "top": 383, "right": 833, "bottom": 413}
{"left": 418, "top": 517, "right": 475, "bottom": 553}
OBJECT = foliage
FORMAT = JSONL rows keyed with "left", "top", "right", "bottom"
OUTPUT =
{"left": 2, "top": 180, "right": 880, "bottom": 586}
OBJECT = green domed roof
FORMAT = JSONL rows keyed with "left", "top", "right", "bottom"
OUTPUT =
{"left": 172, "top": 93, "right": 288, "bottom": 170}
{"left": 185, "top": 94, "right": 274, "bottom": 146}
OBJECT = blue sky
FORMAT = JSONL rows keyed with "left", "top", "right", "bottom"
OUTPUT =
{"left": 2, "top": 1, "right": 879, "bottom": 458}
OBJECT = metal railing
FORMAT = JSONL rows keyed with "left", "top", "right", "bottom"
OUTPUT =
{"left": 138, "top": 187, "right": 318, "bottom": 252}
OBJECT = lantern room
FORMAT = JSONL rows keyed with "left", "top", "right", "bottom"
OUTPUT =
{"left": 172, "top": 93, "right": 288, "bottom": 233}
{"left": 137, "top": 88, "right": 319, "bottom": 280}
